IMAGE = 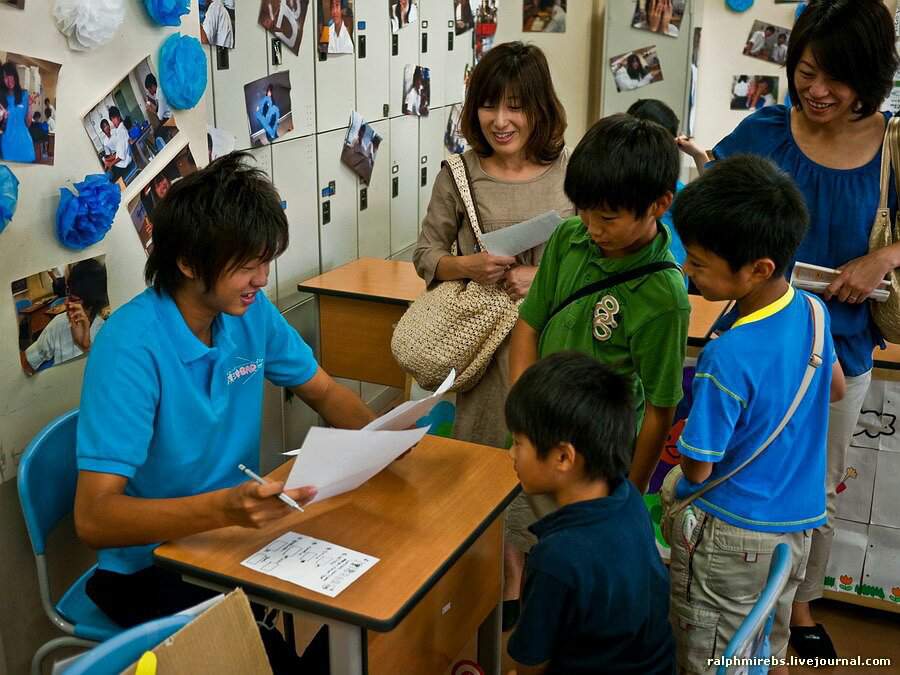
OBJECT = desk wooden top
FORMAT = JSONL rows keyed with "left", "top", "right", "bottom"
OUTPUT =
{"left": 155, "top": 435, "right": 519, "bottom": 631}
{"left": 297, "top": 258, "right": 426, "bottom": 305}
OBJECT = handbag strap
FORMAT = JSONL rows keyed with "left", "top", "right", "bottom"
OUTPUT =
{"left": 445, "top": 154, "right": 488, "bottom": 251}
{"left": 546, "top": 261, "right": 680, "bottom": 325}
{"left": 669, "top": 293, "right": 826, "bottom": 517}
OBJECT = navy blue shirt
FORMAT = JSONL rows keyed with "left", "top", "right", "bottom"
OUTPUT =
{"left": 507, "top": 479, "right": 675, "bottom": 674}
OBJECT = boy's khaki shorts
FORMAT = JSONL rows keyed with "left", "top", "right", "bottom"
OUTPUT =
{"left": 668, "top": 506, "right": 811, "bottom": 675}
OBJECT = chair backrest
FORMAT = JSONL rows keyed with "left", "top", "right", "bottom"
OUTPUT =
{"left": 718, "top": 542, "right": 792, "bottom": 675}
{"left": 17, "top": 409, "right": 80, "bottom": 556}
{"left": 61, "top": 614, "right": 192, "bottom": 675}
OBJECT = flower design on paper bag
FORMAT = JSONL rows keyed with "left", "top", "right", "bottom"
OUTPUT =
{"left": 839, "top": 575, "right": 854, "bottom": 591}
{"left": 836, "top": 466, "right": 858, "bottom": 494}
{"left": 890, "top": 587, "right": 900, "bottom": 603}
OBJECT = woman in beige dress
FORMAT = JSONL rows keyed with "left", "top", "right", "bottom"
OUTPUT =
{"left": 414, "top": 41, "right": 573, "bottom": 450}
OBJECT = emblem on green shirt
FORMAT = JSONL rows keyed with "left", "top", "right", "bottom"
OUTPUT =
{"left": 593, "top": 295, "right": 620, "bottom": 341}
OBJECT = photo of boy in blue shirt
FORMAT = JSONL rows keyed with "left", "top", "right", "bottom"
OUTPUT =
{"left": 666, "top": 156, "right": 845, "bottom": 675}
{"left": 505, "top": 352, "right": 676, "bottom": 675}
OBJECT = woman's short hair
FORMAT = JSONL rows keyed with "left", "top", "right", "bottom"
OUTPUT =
{"left": 460, "top": 42, "right": 566, "bottom": 164}
{"left": 787, "top": 0, "right": 898, "bottom": 119}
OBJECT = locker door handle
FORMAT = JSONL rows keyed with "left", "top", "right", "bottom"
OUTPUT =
{"left": 421, "top": 32, "right": 428, "bottom": 53}
{"left": 421, "top": 167, "right": 427, "bottom": 187}
{"left": 359, "top": 35, "right": 366, "bottom": 59}
{"left": 448, "top": 31, "right": 454, "bottom": 52}
{"left": 322, "top": 201, "right": 331, "bottom": 224}
{"left": 392, "top": 34, "right": 399, "bottom": 56}
{"left": 392, "top": 177, "right": 399, "bottom": 198}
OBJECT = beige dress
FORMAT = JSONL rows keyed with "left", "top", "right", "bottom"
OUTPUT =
{"left": 413, "top": 149, "right": 574, "bottom": 449}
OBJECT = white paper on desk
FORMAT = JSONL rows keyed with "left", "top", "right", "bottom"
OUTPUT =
{"left": 362, "top": 369, "right": 455, "bottom": 431}
{"left": 283, "top": 426, "right": 429, "bottom": 502}
{"left": 479, "top": 211, "right": 563, "bottom": 257}
{"left": 241, "top": 531, "right": 379, "bottom": 598}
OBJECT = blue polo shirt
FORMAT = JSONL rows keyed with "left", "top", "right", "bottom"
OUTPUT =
{"left": 675, "top": 288, "right": 832, "bottom": 532}
{"left": 508, "top": 479, "right": 675, "bottom": 674}
{"left": 77, "top": 288, "right": 318, "bottom": 574}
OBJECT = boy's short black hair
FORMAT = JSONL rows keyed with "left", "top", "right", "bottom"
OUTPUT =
{"left": 145, "top": 73, "right": 158, "bottom": 89}
{"left": 145, "top": 152, "right": 289, "bottom": 295}
{"left": 505, "top": 352, "right": 633, "bottom": 481}
{"left": 564, "top": 113, "right": 678, "bottom": 215}
{"left": 787, "top": 0, "right": 897, "bottom": 120}
{"left": 108, "top": 106, "right": 121, "bottom": 121}
{"left": 626, "top": 98, "right": 679, "bottom": 137}
{"left": 67, "top": 258, "right": 109, "bottom": 320}
{"left": 671, "top": 155, "right": 808, "bottom": 276}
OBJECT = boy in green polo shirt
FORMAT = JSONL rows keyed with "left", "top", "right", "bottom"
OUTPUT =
{"left": 503, "top": 114, "right": 690, "bottom": 620}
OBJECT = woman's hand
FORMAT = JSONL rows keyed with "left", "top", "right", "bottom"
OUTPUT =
{"left": 503, "top": 265, "right": 538, "bottom": 301}
{"left": 463, "top": 251, "right": 517, "bottom": 285}
{"left": 825, "top": 248, "right": 897, "bottom": 303}
{"left": 67, "top": 299, "right": 93, "bottom": 352}
{"left": 647, "top": 0, "right": 662, "bottom": 32}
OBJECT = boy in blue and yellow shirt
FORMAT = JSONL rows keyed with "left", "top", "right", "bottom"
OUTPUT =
{"left": 667, "top": 156, "right": 845, "bottom": 674}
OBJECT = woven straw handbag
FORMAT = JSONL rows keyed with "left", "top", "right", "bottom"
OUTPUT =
{"left": 391, "top": 155, "right": 521, "bottom": 392}
{"left": 869, "top": 116, "right": 900, "bottom": 343}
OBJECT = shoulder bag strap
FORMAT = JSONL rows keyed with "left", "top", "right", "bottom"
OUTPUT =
{"left": 669, "top": 293, "right": 826, "bottom": 517}
{"left": 444, "top": 154, "right": 487, "bottom": 252}
{"left": 545, "top": 261, "right": 680, "bottom": 325}
{"left": 887, "top": 117, "right": 900, "bottom": 241}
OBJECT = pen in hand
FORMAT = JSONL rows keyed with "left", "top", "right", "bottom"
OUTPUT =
{"left": 238, "top": 463, "right": 305, "bottom": 513}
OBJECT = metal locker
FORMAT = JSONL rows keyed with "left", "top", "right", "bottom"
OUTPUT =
{"left": 357, "top": 119, "right": 392, "bottom": 259}
{"left": 418, "top": 105, "right": 449, "bottom": 228}
{"left": 243, "top": 145, "right": 279, "bottom": 302}
{"left": 389, "top": 115, "right": 420, "bottom": 255}
{"left": 280, "top": 299, "right": 323, "bottom": 456}
{"left": 267, "top": 0, "right": 317, "bottom": 137}
{"left": 317, "top": 127, "right": 359, "bottom": 271}
{"left": 443, "top": 0, "right": 472, "bottom": 106}
{"left": 211, "top": 5, "right": 270, "bottom": 150}
{"left": 389, "top": 0, "right": 419, "bottom": 117}
{"left": 417, "top": 0, "right": 451, "bottom": 110}
{"left": 314, "top": 0, "right": 358, "bottom": 132}
{"left": 272, "top": 136, "right": 320, "bottom": 310}
{"left": 354, "top": 0, "right": 391, "bottom": 123}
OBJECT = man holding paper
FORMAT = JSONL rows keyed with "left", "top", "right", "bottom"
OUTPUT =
{"left": 73, "top": 153, "right": 375, "bottom": 651}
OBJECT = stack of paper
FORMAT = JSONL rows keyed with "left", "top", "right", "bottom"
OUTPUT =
{"left": 479, "top": 211, "right": 563, "bottom": 257}
{"left": 791, "top": 262, "right": 890, "bottom": 302}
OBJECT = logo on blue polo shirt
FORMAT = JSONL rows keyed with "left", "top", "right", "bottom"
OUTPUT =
{"left": 226, "top": 357, "right": 265, "bottom": 385}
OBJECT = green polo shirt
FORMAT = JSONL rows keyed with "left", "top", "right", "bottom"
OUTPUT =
{"left": 519, "top": 216, "right": 690, "bottom": 424}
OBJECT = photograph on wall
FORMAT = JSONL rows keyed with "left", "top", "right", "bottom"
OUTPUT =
{"left": 474, "top": 0, "right": 499, "bottom": 63}
{"left": 523, "top": 0, "right": 565, "bottom": 33}
{"left": 127, "top": 145, "right": 198, "bottom": 256}
{"left": 609, "top": 45, "right": 663, "bottom": 92}
{"left": 630, "top": 0, "right": 685, "bottom": 39}
{"left": 340, "top": 112, "right": 382, "bottom": 185}
{"left": 207, "top": 124, "right": 236, "bottom": 162}
{"left": 200, "top": 0, "right": 236, "bottom": 49}
{"left": 454, "top": 0, "right": 476, "bottom": 35}
{"left": 11, "top": 255, "right": 109, "bottom": 376}
{"left": 243, "top": 70, "right": 293, "bottom": 147}
{"left": 82, "top": 58, "right": 180, "bottom": 189}
{"left": 743, "top": 20, "right": 790, "bottom": 65}
{"left": 259, "top": 0, "right": 310, "bottom": 55}
{"left": 318, "top": 0, "right": 354, "bottom": 55}
{"left": 390, "top": 0, "right": 417, "bottom": 33}
{"left": 730, "top": 75, "right": 778, "bottom": 111}
{"left": 444, "top": 103, "right": 466, "bottom": 154}
{"left": 402, "top": 65, "right": 430, "bottom": 117}
{"left": 5, "top": 0, "right": 25, "bottom": 9}
{"left": 0, "top": 50, "right": 61, "bottom": 166}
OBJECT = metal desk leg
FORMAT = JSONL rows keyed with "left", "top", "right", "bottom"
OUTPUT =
{"left": 326, "top": 620, "right": 365, "bottom": 675}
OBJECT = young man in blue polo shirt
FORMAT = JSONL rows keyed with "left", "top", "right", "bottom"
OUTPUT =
{"left": 74, "top": 153, "right": 375, "bottom": 664}
{"left": 505, "top": 352, "right": 675, "bottom": 675}
{"left": 666, "top": 156, "right": 845, "bottom": 675}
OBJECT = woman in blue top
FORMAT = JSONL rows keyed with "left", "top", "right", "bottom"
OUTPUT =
{"left": 0, "top": 61, "right": 35, "bottom": 163}
{"left": 681, "top": 0, "right": 900, "bottom": 659}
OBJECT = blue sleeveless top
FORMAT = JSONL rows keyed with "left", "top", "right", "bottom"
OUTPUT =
{"left": 713, "top": 104, "right": 894, "bottom": 376}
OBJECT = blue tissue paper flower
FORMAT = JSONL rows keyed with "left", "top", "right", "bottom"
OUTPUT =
{"left": 159, "top": 33, "right": 208, "bottom": 110}
{"left": 56, "top": 174, "right": 121, "bottom": 250}
{"left": 0, "top": 165, "right": 19, "bottom": 235}
{"left": 143, "top": 0, "right": 190, "bottom": 26}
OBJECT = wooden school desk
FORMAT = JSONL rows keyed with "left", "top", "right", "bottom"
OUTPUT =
{"left": 154, "top": 435, "right": 520, "bottom": 675}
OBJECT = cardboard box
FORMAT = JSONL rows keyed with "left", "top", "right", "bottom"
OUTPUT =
{"left": 121, "top": 589, "right": 272, "bottom": 675}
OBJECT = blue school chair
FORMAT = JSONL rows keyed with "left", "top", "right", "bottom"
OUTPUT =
{"left": 717, "top": 543, "right": 792, "bottom": 675}
{"left": 17, "top": 409, "right": 122, "bottom": 675}
{"left": 60, "top": 613, "right": 192, "bottom": 675}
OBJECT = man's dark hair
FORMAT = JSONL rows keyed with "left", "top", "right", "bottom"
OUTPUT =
{"left": 108, "top": 106, "right": 121, "bottom": 121}
{"left": 672, "top": 155, "right": 808, "bottom": 276}
{"left": 145, "top": 152, "right": 289, "bottom": 295}
{"left": 787, "top": 0, "right": 898, "bottom": 120}
{"left": 67, "top": 258, "right": 109, "bottom": 321}
{"left": 627, "top": 98, "right": 679, "bottom": 137}
{"left": 100, "top": 119, "right": 110, "bottom": 131}
{"left": 564, "top": 113, "right": 678, "bottom": 214}
{"left": 505, "top": 352, "right": 633, "bottom": 481}
{"left": 144, "top": 73, "right": 158, "bottom": 89}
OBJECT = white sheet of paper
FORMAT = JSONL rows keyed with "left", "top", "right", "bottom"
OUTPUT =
{"left": 241, "top": 532, "right": 379, "bottom": 597}
{"left": 479, "top": 211, "right": 563, "bottom": 257}
{"left": 363, "top": 369, "right": 455, "bottom": 431}
{"left": 283, "top": 426, "right": 429, "bottom": 502}
{"left": 791, "top": 261, "right": 890, "bottom": 302}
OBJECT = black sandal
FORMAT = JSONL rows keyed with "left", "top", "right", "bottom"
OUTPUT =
{"left": 789, "top": 623, "right": 837, "bottom": 659}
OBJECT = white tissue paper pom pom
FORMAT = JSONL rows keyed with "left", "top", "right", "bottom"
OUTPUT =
{"left": 54, "top": 0, "right": 125, "bottom": 51}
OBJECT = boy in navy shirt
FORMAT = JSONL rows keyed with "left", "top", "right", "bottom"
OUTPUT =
{"left": 667, "top": 156, "right": 845, "bottom": 674}
{"left": 505, "top": 351, "right": 675, "bottom": 675}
